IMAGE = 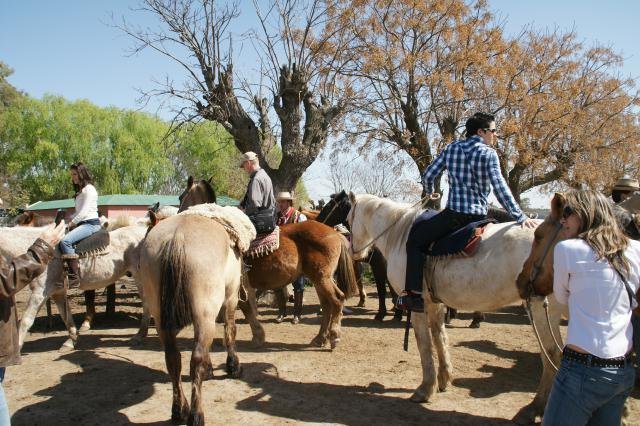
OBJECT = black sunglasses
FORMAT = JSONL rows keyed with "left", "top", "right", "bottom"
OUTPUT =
{"left": 561, "top": 205, "right": 575, "bottom": 219}
{"left": 483, "top": 128, "right": 497, "bottom": 133}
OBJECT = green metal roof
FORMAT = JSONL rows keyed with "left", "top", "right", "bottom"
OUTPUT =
{"left": 27, "top": 194, "right": 239, "bottom": 211}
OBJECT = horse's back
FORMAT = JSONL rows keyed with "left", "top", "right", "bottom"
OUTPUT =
{"left": 432, "top": 222, "right": 534, "bottom": 310}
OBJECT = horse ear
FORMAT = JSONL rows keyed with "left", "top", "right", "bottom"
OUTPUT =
{"left": 187, "top": 176, "right": 194, "bottom": 188}
{"left": 149, "top": 211, "right": 158, "bottom": 227}
{"left": 551, "top": 193, "right": 566, "bottom": 219}
{"left": 207, "top": 176, "right": 213, "bottom": 184}
{"left": 348, "top": 191, "right": 356, "bottom": 204}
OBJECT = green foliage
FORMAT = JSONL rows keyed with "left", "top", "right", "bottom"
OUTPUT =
{"left": 0, "top": 94, "right": 247, "bottom": 204}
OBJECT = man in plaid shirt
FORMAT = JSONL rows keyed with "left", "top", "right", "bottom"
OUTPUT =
{"left": 397, "top": 112, "right": 537, "bottom": 312}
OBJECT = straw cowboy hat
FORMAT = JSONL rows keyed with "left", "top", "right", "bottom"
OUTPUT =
{"left": 613, "top": 176, "right": 640, "bottom": 192}
{"left": 276, "top": 191, "right": 294, "bottom": 201}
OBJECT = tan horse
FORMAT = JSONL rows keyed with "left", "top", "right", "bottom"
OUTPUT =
{"left": 177, "top": 178, "right": 359, "bottom": 349}
{"left": 137, "top": 205, "right": 246, "bottom": 425}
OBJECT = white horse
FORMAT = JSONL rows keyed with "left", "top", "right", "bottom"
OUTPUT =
{"left": 0, "top": 223, "right": 151, "bottom": 350}
{"left": 346, "top": 193, "right": 566, "bottom": 422}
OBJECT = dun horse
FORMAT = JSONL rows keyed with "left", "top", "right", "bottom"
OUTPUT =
{"left": 177, "top": 178, "right": 359, "bottom": 349}
{"left": 346, "top": 192, "right": 564, "bottom": 423}
{"left": 137, "top": 200, "right": 249, "bottom": 425}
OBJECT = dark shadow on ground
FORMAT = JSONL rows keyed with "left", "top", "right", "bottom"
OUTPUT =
{"left": 11, "top": 350, "right": 170, "bottom": 426}
{"left": 234, "top": 362, "right": 515, "bottom": 426}
{"left": 452, "top": 340, "right": 541, "bottom": 398}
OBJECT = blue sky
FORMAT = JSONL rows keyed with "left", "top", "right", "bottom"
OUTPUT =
{"left": 2, "top": 1, "right": 639, "bottom": 204}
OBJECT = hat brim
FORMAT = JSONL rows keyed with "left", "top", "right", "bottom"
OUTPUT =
{"left": 613, "top": 186, "right": 639, "bottom": 192}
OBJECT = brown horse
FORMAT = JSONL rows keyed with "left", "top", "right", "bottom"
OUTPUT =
{"left": 178, "top": 178, "right": 358, "bottom": 349}
{"left": 138, "top": 205, "right": 245, "bottom": 425}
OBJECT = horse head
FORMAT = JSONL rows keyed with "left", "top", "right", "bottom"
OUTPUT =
{"left": 178, "top": 176, "right": 217, "bottom": 213}
{"left": 516, "top": 193, "right": 567, "bottom": 299}
{"left": 13, "top": 211, "right": 36, "bottom": 226}
{"left": 316, "top": 190, "right": 351, "bottom": 226}
{"left": 346, "top": 192, "right": 375, "bottom": 261}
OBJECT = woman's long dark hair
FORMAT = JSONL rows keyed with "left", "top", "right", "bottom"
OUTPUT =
{"left": 71, "top": 162, "right": 94, "bottom": 197}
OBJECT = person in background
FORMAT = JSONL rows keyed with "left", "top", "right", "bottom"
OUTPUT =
{"left": 611, "top": 176, "right": 639, "bottom": 204}
{"left": 543, "top": 190, "right": 638, "bottom": 425}
{"left": 1, "top": 221, "right": 65, "bottom": 425}
{"left": 58, "top": 162, "right": 101, "bottom": 289}
{"left": 275, "top": 191, "right": 307, "bottom": 324}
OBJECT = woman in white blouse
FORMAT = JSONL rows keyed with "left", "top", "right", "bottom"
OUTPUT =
{"left": 543, "top": 190, "right": 639, "bottom": 426}
{"left": 58, "top": 162, "right": 101, "bottom": 289}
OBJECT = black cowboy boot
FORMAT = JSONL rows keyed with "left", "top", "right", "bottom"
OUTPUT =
{"left": 292, "top": 291, "right": 303, "bottom": 324}
{"left": 62, "top": 254, "right": 81, "bottom": 289}
{"left": 275, "top": 288, "right": 287, "bottom": 323}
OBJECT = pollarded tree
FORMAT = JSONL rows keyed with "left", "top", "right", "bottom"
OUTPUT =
{"left": 118, "top": 0, "right": 355, "bottom": 193}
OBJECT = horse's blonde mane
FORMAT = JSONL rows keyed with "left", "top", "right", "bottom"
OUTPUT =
{"left": 353, "top": 194, "right": 422, "bottom": 251}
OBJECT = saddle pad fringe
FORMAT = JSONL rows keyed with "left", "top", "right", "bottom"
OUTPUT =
{"left": 246, "top": 227, "right": 280, "bottom": 259}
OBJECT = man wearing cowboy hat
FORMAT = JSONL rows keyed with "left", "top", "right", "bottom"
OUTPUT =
{"left": 274, "top": 190, "right": 307, "bottom": 324}
{"left": 612, "top": 176, "right": 639, "bottom": 204}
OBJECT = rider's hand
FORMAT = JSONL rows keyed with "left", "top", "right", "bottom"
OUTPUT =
{"left": 520, "top": 218, "right": 538, "bottom": 229}
{"left": 39, "top": 221, "right": 66, "bottom": 247}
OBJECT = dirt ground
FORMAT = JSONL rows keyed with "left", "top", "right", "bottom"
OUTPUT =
{"left": 5, "top": 281, "right": 640, "bottom": 426}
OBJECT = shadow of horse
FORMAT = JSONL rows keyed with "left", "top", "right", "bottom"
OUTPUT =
{"left": 234, "top": 362, "right": 515, "bottom": 425}
{"left": 452, "top": 340, "right": 542, "bottom": 398}
{"left": 10, "top": 350, "right": 169, "bottom": 425}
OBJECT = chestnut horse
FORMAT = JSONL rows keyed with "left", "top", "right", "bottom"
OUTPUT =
{"left": 138, "top": 203, "right": 248, "bottom": 425}
{"left": 178, "top": 178, "right": 358, "bottom": 349}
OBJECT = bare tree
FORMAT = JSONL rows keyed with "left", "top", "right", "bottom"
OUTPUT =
{"left": 117, "top": 0, "right": 355, "bottom": 192}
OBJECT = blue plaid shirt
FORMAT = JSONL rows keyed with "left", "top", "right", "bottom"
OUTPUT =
{"left": 422, "top": 135, "right": 526, "bottom": 223}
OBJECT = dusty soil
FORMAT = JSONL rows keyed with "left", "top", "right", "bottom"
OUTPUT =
{"left": 5, "top": 281, "right": 640, "bottom": 426}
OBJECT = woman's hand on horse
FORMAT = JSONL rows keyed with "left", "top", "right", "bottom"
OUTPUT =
{"left": 521, "top": 218, "right": 538, "bottom": 229}
{"left": 40, "top": 221, "right": 66, "bottom": 247}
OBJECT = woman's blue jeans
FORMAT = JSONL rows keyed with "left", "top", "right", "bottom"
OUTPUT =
{"left": 542, "top": 356, "right": 635, "bottom": 426}
{"left": 0, "top": 367, "right": 9, "bottom": 426}
{"left": 59, "top": 223, "right": 102, "bottom": 255}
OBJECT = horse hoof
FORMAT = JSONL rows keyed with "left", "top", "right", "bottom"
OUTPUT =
{"left": 310, "top": 336, "right": 326, "bottom": 347}
{"left": 171, "top": 401, "right": 190, "bottom": 424}
{"left": 357, "top": 300, "right": 366, "bottom": 307}
{"left": 374, "top": 312, "right": 386, "bottom": 322}
{"left": 468, "top": 320, "right": 481, "bottom": 329}
{"left": 512, "top": 403, "right": 538, "bottom": 425}
{"left": 188, "top": 411, "right": 205, "bottom": 426}
{"left": 251, "top": 331, "right": 266, "bottom": 348}
{"left": 129, "top": 335, "right": 143, "bottom": 346}
{"left": 79, "top": 321, "right": 91, "bottom": 332}
{"left": 409, "top": 391, "right": 428, "bottom": 403}
{"left": 60, "top": 339, "right": 76, "bottom": 351}
{"left": 330, "top": 338, "right": 341, "bottom": 350}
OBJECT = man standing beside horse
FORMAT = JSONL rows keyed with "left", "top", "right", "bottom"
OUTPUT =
{"left": 274, "top": 191, "right": 307, "bottom": 324}
{"left": 398, "top": 112, "right": 538, "bottom": 312}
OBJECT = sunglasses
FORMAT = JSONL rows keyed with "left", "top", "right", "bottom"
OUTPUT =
{"left": 561, "top": 205, "right": 576, "bottom": 219}
{"left": 483, "top": 128, "right": 497, "bottom": 134}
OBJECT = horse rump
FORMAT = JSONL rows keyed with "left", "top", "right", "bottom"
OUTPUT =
{"left": 159, "top": 232, "right": 193, "bottom": 330}
{"left": 335, "top": 236, "right": 359, "bottom": 299}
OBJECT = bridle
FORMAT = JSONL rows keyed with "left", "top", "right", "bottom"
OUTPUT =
{"left": 523, "top": 217, "right": 564, "bottom": 371}
{"left": 348, "top": 194, "right": 429, "bottom": 258}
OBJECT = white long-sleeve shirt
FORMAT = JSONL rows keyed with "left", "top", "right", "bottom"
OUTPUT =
{"left": 553, "top": 238, "right": 640, "bottom": 358}
{"left": 71, "top": 184, "right": 99, "bottom": 225}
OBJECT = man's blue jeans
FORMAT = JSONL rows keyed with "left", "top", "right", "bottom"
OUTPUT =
{"left": 59, "top": 222, "right": 102, "bottom": 255}
{"left": 542, "top": 357, "right": 635, "bottom": 426}
{"left": 292, "top": 276, "right": 305, "bottom": 293}
{"left": 0, "top": 367, "right": 9, "bottom": 426}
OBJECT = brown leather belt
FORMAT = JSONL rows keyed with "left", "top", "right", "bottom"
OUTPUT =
{"left": 562, "top": 347, "right": 633, "bottom": 368}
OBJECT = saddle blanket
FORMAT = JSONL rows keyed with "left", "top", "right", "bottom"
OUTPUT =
{"left": 246, "top": 227, "right": 280, "bottom": 259}
{"left": 180, "top": 203, "right": 256, "bottom": 253}
{"left": 74, "top": 229, "right": 110, "bottom": 257}
{"left": 418, "top": 210, "right": 495, "bottom": 258}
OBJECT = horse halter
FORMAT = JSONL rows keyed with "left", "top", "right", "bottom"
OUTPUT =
{"left": 526, "top": 219, "right": 563, "bottom": 299}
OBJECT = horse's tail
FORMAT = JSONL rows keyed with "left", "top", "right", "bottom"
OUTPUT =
{"left": 159, "top": 231, "right": 193, "bottom": 330}
{"left": 335, "top": 236, "right": 359, "bottom": 299}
